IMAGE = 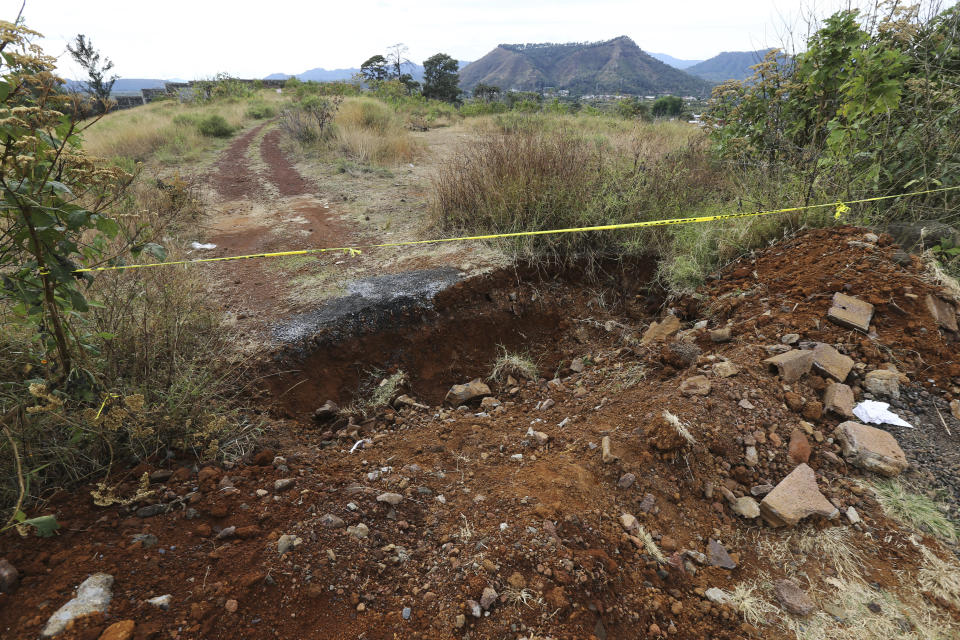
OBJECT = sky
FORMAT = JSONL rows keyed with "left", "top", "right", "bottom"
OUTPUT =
{"left": 6, "top": 0, "right": 850, "bottom": 80}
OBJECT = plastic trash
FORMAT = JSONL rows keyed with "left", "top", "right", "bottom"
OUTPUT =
{"left": 852, "top": 400, "right": 914, "bottom": 429}
{"left": 190, "top": 242, "right": 216, "bottom": 250}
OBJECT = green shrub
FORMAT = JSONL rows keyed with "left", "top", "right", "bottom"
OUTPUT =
{"left": 245, "top": 101, "right": 276, "bottom": 119}
{"left": 196, "top": 114, "right": 234, "bottom": 137}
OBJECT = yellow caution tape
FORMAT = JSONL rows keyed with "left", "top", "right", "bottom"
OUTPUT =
{"left": 69, "top": 184, "right": 960, "bottom": 274}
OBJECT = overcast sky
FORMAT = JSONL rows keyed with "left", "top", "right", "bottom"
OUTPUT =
{"left": 7, "top": 0, "right": 857, "bottom": 79}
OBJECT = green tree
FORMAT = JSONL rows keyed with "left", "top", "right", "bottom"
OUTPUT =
{"left": 360, "top": 54, "right": 390, "bottom": 83}
{"left": 473, "top": 82, "right": 501, "bottom": 102}
{"left": 615, "top": 97, "right": 650, "bottom": 120}
{"left": 651, "top": 95, "right": 683, "bottom": 117}
{"left": 66, "top": 34, "right": 117, "bottom": 112}
{"left": 422, "top": 53, "right": 460, "bottom": 102}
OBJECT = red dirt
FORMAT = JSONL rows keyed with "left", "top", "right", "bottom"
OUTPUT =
{"left": 4, "top": 227, "right": 960, "bottom": 640}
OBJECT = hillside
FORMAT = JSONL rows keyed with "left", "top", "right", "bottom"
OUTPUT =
{"left": 685, "top": 49, "right": 773, "bottom": 82}
{"left": 649, "top": 52, "right": 703, "bottom": 69}
{"left": 460, "top": 36, "right": 714, "bottom": 96}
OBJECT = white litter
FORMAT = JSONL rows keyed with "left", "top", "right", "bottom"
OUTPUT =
{"left": 852, "top": 400, "right": 914, "bottom": 429}
{"left": 350, "top": 439, "right": 372, "bottom": 454}
{"left": 190, "top": 242, "right": 217, "bottom": 250}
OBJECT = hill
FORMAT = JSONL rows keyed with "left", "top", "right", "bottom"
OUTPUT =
{"left": 685, "top": 49, "right": 773, "bottom": 82}
{"left": 459, "top": 37, "right": 713, "bottom": 97}
{"left": 266, "top": 62, "right": 470, "bottom": 84}
{"left": 649, "top": 52, "right": 703, "bottom": 69}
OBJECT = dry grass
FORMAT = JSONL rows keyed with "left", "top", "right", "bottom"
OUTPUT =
{"left": 332, "top": 97, "right": 420, "bottom": 165}
{"left": 489, "top": 348, "right": 539, "bottom": 382}
{"left": 870, "top": 478, "right": 958, "bottom": 543}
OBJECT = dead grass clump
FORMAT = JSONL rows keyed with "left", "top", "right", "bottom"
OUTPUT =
{"left": 870, "top": 478, "right": 958, "bottom": 543}
{"left": 333, "top": 97, "right": 419, "bottom": 165}
{"left": 489, "top": 348, "right": 539, "bottom": 383}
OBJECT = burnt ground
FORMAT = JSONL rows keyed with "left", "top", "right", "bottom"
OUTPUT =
{"left": 2, "top": 122, "right": 960, "bottom": 640}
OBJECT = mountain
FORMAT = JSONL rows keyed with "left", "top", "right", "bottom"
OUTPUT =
{"left": 266, "top": 61, "right": 470, "bottom": 84}
{"left": 685, "top": 49, "right": 773, "bottom": 83}
{"left": 458, "top": 37, "right": 714, "bottom": 97}
{"left": 649, "top": 53, "right": 703, "bottom": 70}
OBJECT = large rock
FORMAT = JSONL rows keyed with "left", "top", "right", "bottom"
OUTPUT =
{"left": 444, "top": 379, "right": 491, "bottom": 405}
{"left": 679, "top": 375, "right": 711, "bottom": 396}
{"left": 811, "top": 343, "right": 854, "bottom": 382}
{"left": 823, "top": 382, "right": 855, "bottom": 417}
{"left": 764, "top": 350, "right": 814, "bottom": 383}
{"left": 827, "top": 293, "right": 874, "bottom": 332}
{"left": 641, "top": 315, "right": 681, "bottom": 345}
{"left": 834, "top": 421, "right": 908, "bottom": 476}
{"left": 760, "top": 464, "right": 839, "bottom": 527}
{"left": 41, "top": 573, "right": 114, "bottom": 638}
{"left": 925, "top": 295, "right": 959, "bottom": 332}
{"left": 864, "top": 370, "right": 900, "bottom": 399}
{"left": 773, "top": 579, "right": 816, "bottom": 616}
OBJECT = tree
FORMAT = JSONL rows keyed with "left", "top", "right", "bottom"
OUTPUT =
{"left": 422, "top": 53, "right": 460, "bottom": 102}
{"left": 360, "top": 54, "right": 390, "bottom": 83}
{"left": 67, "top": 34, "right": 117, "bottom": 111}
{"left": 473, "top": 82, "right": 501, "bottom": 102}
{"left": 386, "top": 43, "right": 413, "bottom": 80}
{"left": 651, "top": 95, "right": 683, "bottom": 117}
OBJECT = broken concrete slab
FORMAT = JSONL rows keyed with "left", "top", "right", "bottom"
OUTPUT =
{"left": 811, "top": 343, "right": 854, "bottom": 382}
{"left": 864, "top": 369, "right": 900, "bottom": 399}
{"left": 760, "top": 463, "right": 839, "bottom": 527}
{"left": 834, "top": 421, "right": 908, "bottom": 477}
{"left": 827, "top": 293, "right": 874, "bottom": 332}
{"left": 924, "top": 294, "right": 958, "bottom": 332}
{"left": 641, "top": 315, "right": 681, "bottom": 345}
{"left": 823, "top": 382, "right": 855, "bottom": 417}
{"left": 764, "top": 350, "right": 814, "bottom": 383}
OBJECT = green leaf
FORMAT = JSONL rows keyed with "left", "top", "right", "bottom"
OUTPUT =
{"left": 22, "top": 515, "right": 60, "bottom": 537}
{"left": 141, "top": 243, "right": 166, "bottom": 260}
{"left": 93, "top": 215, "right": 120, "bottom": 238}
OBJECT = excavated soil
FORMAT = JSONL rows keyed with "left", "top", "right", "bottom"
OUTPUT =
{"left": 3, "top": 227, "right": 960, "bottom": 640}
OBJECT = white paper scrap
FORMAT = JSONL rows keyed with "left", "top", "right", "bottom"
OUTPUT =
{"left": 852, "top": 400, "right": 914, "bottom": 429}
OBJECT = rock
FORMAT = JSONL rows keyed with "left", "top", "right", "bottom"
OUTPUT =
{"left": 41, "top": 573, "right": 114, "bottom": 638}
{"left": 274, "top": 478, "right": 296, "bottom": 492}
{"left": 252, "top": 449, "right": 275, "bottom": 466}
{"left": 680, "top": 375, "right": 711, "bottom": 396}
{"left": 377, "top": 492, "right": 404, "bottom": 505}
{"left": 788, "top": 429, "right": 811, "bottom": 464}
{"left": 531, "top": 431, "right": 550, "bottom": 446}
{"left": 216, "top": 526, "right": 236, "bottom": 540}
{"left": 480, "top": 396, "right": 501, "bottom": 411}
{"left": 864, "top": 370, "right": 900, "bottom": 399}
{"left": 764, "top": 350, "right": 815, "bottom": 383}
{"left": 712, "top": 361, "right": 740, "bottom": 378}
{"left": 925, "top": 295, "right": 959, "bottom": 332}
{"left": 135, "top": 503, "right": 166, "bottom": 518}
{"left": 784, "top": 391, "right": 804, "bottom": 412}
{"left": 811, "top": 343, "right": 854, "bottom": 382}
{"left": 710, "top": 327, "right": 732, "bottom": 343}
{"left": 744, "top": 446, "right": 758, "bottom": 467}
{"left": 760, "top": 464, "right": 839, "bottom": 527}
{"left": 732, "top": 497, "right": 760, "bottom": 519}
{"left": 705, "top": 588, "right": 731, "bottom": 605}
{"left": 480, "top": 587, "right": 498, "bottom": 610}
{"left": 570, "top": 358, "right": 585, "bottom": 373}
{"left": 618, "top": 473, "right": 636, "bottom": 489}
{"left": 846, "top": 506, "right": 861, "bottom": 524}
{"left": 319, "top": 513, "right": 345, "bottom": 528}
{"left": 863, "top": 232, "right": 879, "bottom": 243}
{"left": 395, "top": 395, "right": 429, "bottom": 410}
{"left": 601, "top": 436, "right": 616, "bottom": 463}
{"left": 455, "top": 613, "right": 466, "bottom": 628}
{"left": 781, "top": 333, "right": 800, "bottom": 345}
{"left": 662, "top": 342, "right": 700, "bottom": 368}
{"left": 147, "top": 594, "right": 172, "bottom": 610}
{"left": 648, "top": 413, "right": 689, "bottom": 451}
{"left": 0, "top": 558, "right": 19, "bottom": 594}
{"left": 827, "top": 293, "right": 874, "bottom": 333}
{"left": 619, "top": 513, "right": 639, "bottom": 533}
{"left": 445, "top": 379, "right": 491, "bottom": 405}
{"left": 539, "top": 398, "right": 555, "bottom": 411}
{"left": 98, "top": 620, "right": 135, "bottom": 640}
{"left": 641, "top": 315, "right": 681, "bottom": 344}
{"left": 750, "top": 484, "right": 774, "bottom": 497}
{"left": 639, "top": 494, "right": 656, "bottom": 513}
{"left": 277, "top": 534, "right": 302, "bottom": 555}
{"left": 708, "top": 539, "right": 737, "bottom": 569}
{"left": 314, "top": 400, "right": 339, "bottom": 420}
{"left": 834, "top": 421, "right": 908, "bottom": 476}
{"left": 773, "top": 579, "right": 816, "bottom": 616}
{"left": 467, "top": 599, "right": 482, "bottom": 618}
{"left": 148, "top": 469, "right": 173, "bottom": 483}
{"left": 823, "top": 382, "right": 855, "bottom": 417}
{"left": 402, "top": 606, "right": 412, "bottom": 620}
{"left": 507, "top": 572, "right": 526, "bottom": 588}
{"left": 225, "top": 599, "right": 238, "bottom": 613}
{"left": 739, "top": 398, "right": 755, "bottom": 410}
{"left": 953, "top": 399, "right": 960, "bottom": 421}
{"left": 802, "top": 401, "right": 823, "bottom": 420}
{"left": 346, "top": 523, "right": 369, "bottom": 539}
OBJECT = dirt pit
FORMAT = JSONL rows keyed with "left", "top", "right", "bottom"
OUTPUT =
{"left": 265, "top": 260, "right": 659, "bottom": 420}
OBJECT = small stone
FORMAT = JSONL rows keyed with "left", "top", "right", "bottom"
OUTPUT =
{"left": 357, "top": 603, "right": 366, "bottom": 612}
{"left": 846, "top": 506, "right": 861, "bottom": 524}
{"left": 273, "top": 478, "right": 296, "bottom": 492}
{"left": 705, "top": 588, "right": 731, "bottom": 605}
{"left": 216, "top": 526, "right": 236, "bottom": 540}
{"left": 455, "top": 614, "right": 466, "bottom": 628}
{"left": 347, "top": 523, "right": 369, "bottom": 539}
{"left": 532, "top": 431, "right": 550, "bottom": 446}
{"left": 834, "top": 421, "right": 908, "bottom": 476}
{"left": 802, "top": 401, "right": 823, "bottom": 420}
{"left": 467, "top": 599, "right": 482, "bottom": 618}
{"left": 147, "top": 594, "right": 172, "bottom": 610}
{"left": 952, "top": 399, "right": 960, "bottom": 421}
{"left": 319, "top": 513, "right": 345, "bottom": 528}
{"left": 41, "top": 573, "right": 114, "bottom": 638}
{"left": 828, "top": 293, "right": 874, "bottom": 332}
{"left": 445, "top": 379, "right": 491, "bottom": 405}
{"left": 864, "top": 370, "right": 900, "bottom": 399}
{"left": 402, "top": 606, "right": 412, "bottom": 620}
{"left": 710, "top": 327, "right": 732, "bottom": 343}
{"left": 712, "top": 361, "right": 740, "bottom": 378}
{"left": 480, "top": 587, "right": 498, "bottom": 610}
{"left": 376, "top": 492, "right": 404, "bottom": 505}
{"left": 744, "top": 445, "right": 758, "bottom": 467}
{"left": 480, "top": 396, "right": 501, "bottom": 411}
{"left": 739, "top": 398, "right": 755, "bottom": 410}
{"left": 255, "top": 489, "right": 268, "bottom": 498}
{"left": 98, "top": 620, "right": 135, "bottom": 640}
{"left": 135, "top": 503, "right": 166, "bottom": 518}
{"left": 781, "top": 333, "right": 800, "bottom": 345}
{"left": 638, "top": 494, "right": 656, "bottom": 513}
{"left": 570, "top": 358, "right": 585, "bottom": 373}
{"left": 773, "top": 579, "right": 816, "bottom": 616}
{"left": 708, "top": 539, "right": 736, "bottom": 569}
{"left": 680, "top": 375, "right": 711, "bottom": 396}
{"left": 760, "top": 464, "right": 839, "bottom": 527}
{"left": 788, "top": 429, "right": 811, "bottom": 464}
{"left": 618, "top": 473, "right": 636, "bottom": 489}
{"left": 642, "top": 315, "right": 681, "bottom": 344}
{"left": 811, "top": 343, "right": 854, "bottom": 382}
{"left": 764, "top": 350, "right": 815, "bottom": 383}
{"left": 601, "top": 436, "right": 616, "bottom": 463}
{"left": 225, "top": 599, "right": 238, "bottom": 613}
{"left": 732, "top": 497, "right": 760, "bottom": 519}
{"left": 277, "top": 534, "right": 301, "bottom": 555}
{"left": 314, "top": 400, "right": 339, "bottom": 420}
{"left": 750, "top": 484, "right": 774, "bottom": 497}
{"left": 823, "top": 382, "right": 855, "bottom": 417}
